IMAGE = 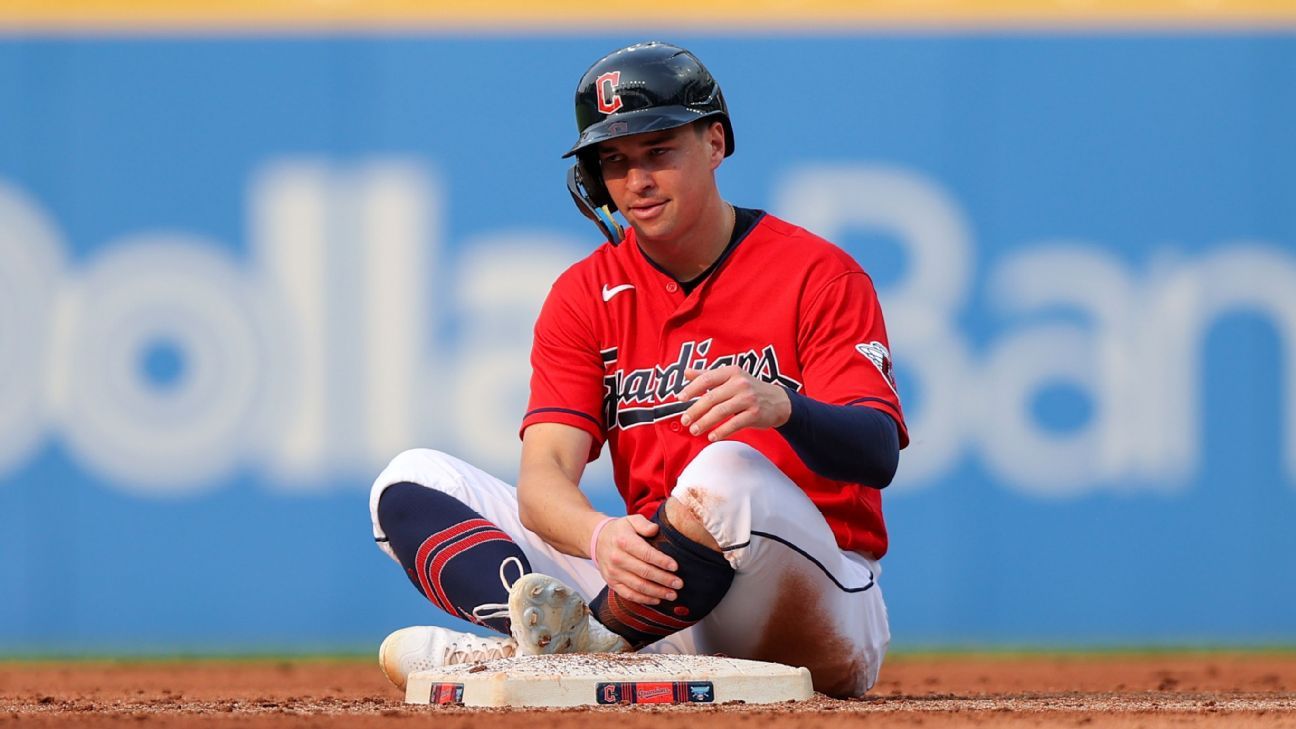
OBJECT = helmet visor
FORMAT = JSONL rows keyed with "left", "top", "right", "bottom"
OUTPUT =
{"left": 562, "top": 106, "right": 718, "bottom": 159}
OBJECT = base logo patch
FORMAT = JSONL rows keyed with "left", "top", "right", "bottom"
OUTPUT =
{"left": 595, "top": 680, "right": 715, "bottom": 704}
{"left": 855, "top": 341, "right": 897, "bottom": 394}
{"left": 428, "top": 682, "right": 464, "bottom": 705}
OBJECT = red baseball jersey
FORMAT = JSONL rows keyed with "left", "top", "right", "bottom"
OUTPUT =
{"left": 521, "top": 212, "right": 908, "bottom": 557}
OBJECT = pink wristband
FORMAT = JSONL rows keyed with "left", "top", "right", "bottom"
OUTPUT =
{"left": 588, "top": 516, "right": 618, "bottom": 564}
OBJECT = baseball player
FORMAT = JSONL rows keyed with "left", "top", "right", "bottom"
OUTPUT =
{"left": 370, "top": 41, "right": 907, "bottom": 698}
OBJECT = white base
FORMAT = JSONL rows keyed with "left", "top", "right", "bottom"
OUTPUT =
{"left": 405, "top": 653, "right": 813, "bottom": 707}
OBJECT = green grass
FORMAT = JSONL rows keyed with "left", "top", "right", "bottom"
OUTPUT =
{"left": 0, "top": 652, "right": 374, "bottom": 664}
{"left": 3, "top": 645, "right": 1295, "bottom": 664}
{"left": 887, "top": 645, "right": 1296, "bottom": 660}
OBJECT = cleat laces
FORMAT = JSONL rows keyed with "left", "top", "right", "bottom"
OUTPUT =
{"left": 470, "top": 555, "right": 525, "bottom": 624}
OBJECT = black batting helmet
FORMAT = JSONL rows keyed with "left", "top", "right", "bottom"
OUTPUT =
{"left": 565, "top": 41, "right": 735, "bottom": 161}
{"left": 564, "top": 41, "right": 735, "bottom": 243}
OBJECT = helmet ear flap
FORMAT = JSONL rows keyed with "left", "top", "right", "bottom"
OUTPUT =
{"left": 567, "top": 160, "right": 624, "bottom": 244}
{"left": 573, "top": 154, "right": 614, "bottom": 212}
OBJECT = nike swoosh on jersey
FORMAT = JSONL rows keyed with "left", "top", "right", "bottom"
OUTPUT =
{"left": 601, "top": 284, "right": 635, "bottom": 302}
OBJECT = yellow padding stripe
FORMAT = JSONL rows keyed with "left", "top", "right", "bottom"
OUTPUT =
{"left": 2, "top": 0, "right": 1295, "bottom": 32}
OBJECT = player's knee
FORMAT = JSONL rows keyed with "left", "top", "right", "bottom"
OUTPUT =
{"left": 384, "top": 447, "right": 459, "bottom": 477}
{"left": 371, "top": 448, "right": 461, "bottom": 500}
{"left": 663, "top": 497, "right": 720, "bottom": 551}
{"left": 674, "top": 441, "right": 781, "bottom": 507}
{"left": 669, "top": 441, "right": 789, "bottom": 549}
{"left": 369, "top": 448, "right": 473, "bottom": 537}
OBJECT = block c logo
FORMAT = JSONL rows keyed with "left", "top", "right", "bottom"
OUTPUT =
{"left": 596, "top": 71, "right": 623, "bottom": 114}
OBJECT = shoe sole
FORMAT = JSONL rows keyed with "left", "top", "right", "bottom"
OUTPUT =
{"left": 508, "top": 573, "right": 589, "bottom": 654}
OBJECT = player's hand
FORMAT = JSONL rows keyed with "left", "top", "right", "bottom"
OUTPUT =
{"left": 677, "top": 366, "right": 792, "bottom": 441}
{"left": 593, "top": 515, "right": 683, "bottom": 605}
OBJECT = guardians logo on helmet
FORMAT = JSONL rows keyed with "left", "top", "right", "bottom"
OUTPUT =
{"left": 595, "top": 71, "right": 623, "bottom": 113}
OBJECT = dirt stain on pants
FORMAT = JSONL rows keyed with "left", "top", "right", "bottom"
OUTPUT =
{"left": 747, "top": 570, "right": 866, "bottom": 698}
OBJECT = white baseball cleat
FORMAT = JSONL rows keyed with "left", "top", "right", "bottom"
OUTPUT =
{"left": 507, "top": 573, "right": 631, "bottom": 655}
{"left": 378, "top": 626, "right": 517, "bottom": 690}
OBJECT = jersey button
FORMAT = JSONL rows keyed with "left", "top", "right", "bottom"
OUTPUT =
{"left": 669, "top": 421, "right": 681, "bottom": 432}
{"left": 665, "top": 281, "right": 679, "bottom": 293}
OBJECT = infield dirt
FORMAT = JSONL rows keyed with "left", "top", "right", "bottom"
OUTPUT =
{"left": 2, "top": 653, "right": 1294, "bottom": 727}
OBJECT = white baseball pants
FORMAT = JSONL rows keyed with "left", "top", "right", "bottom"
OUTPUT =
{"left": 369, "top": 441, "right": 890, "bottom": 696}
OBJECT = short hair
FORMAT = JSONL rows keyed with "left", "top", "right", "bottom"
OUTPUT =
{"left": 693, "top": 118, "right": 722, "bottom": 138}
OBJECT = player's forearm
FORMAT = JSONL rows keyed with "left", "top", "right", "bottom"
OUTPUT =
{"left": 517, "top": 461, "right": 606, "bottom": 558}
{"left": 775, "top": 389, "right": 900, "bottom": 487}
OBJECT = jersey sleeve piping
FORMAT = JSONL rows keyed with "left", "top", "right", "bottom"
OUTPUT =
{"left": 523, "top": 406, "right": 602, "bottom": 429}
{"left": 518, "top": 409, "right": 606, "bottom": 462}
{"left": 845, "top": 396, "right": 902, "bottom": 418}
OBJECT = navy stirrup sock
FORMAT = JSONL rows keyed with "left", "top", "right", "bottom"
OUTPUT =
{"left": 376, "top": 482, "right": 530, "bottom": 635}
{"left": 590, "top": 502, "right": 735, "bottom": 649}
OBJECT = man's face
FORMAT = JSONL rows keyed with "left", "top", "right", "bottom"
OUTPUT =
{"left": 595, "top": 121, "right": 726, "bottom": 243}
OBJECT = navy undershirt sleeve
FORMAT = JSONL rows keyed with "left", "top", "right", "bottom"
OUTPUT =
{"left": 774, "top": 389, "right": 900, "bottom": 487}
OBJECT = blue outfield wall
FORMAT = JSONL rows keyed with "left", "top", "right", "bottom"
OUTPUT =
{"left": 0, "top": 36, "right": 1294, "bottom": 653}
